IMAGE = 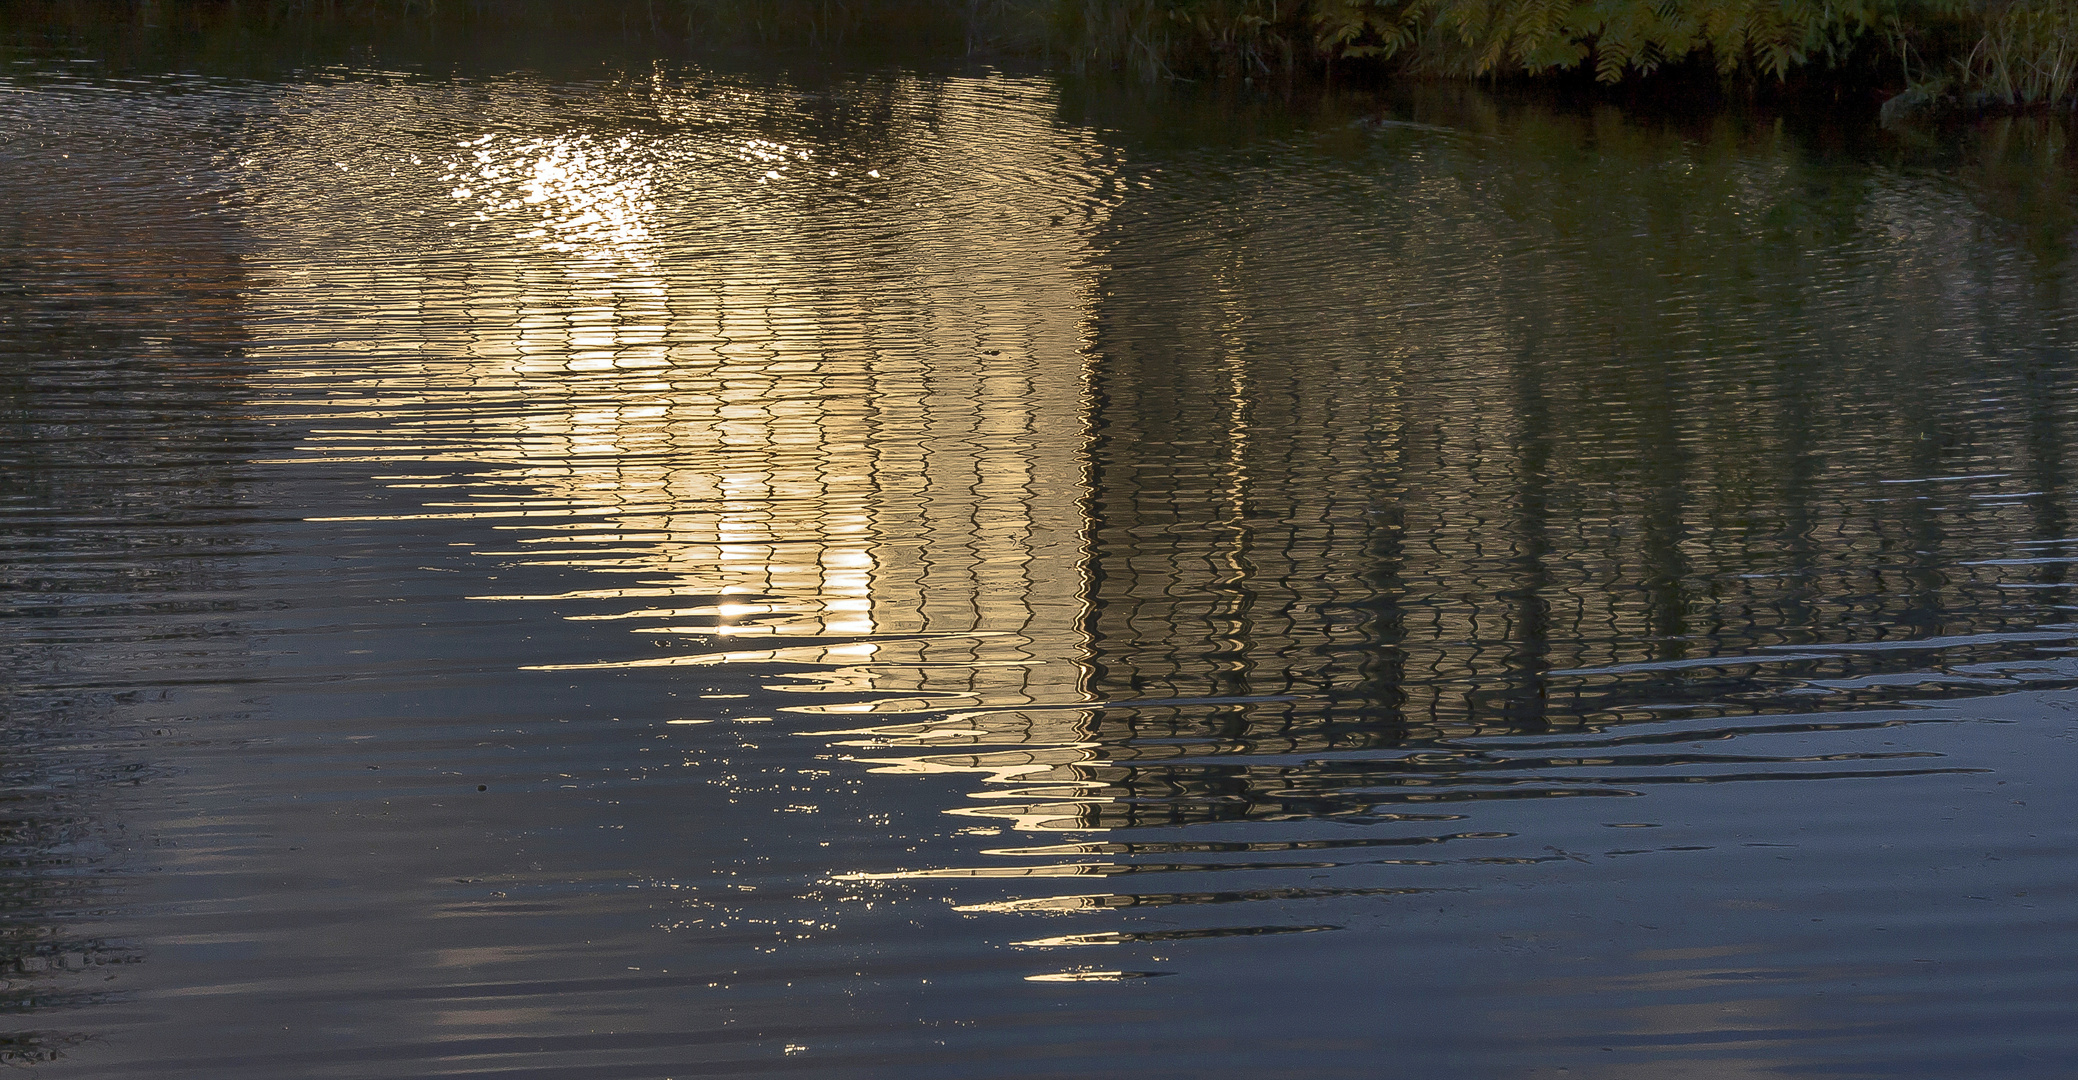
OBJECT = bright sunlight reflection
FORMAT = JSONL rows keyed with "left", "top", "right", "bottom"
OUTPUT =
{"left": 242, "top": 70, "right": 1123, "bottom": 831}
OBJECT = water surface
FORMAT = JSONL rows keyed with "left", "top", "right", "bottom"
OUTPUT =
{"left": 2, "top": 45, "right": 2076, "bottom": 1079}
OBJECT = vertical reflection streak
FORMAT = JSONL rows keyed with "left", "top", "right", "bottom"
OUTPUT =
{"left": 1212, "top": 328, "right": 1257, "bottom": 700}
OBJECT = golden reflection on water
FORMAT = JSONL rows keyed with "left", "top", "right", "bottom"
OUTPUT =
{"left": 221, "top": 66, "right": 2078, "bottom": 909}
{"left": 240, "top": 70, "right": 1116, "bottom": 818}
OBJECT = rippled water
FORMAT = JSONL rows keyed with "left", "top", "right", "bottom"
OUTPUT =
{"left": 3, "top": 44, "right": 2077, "bottom": 1079}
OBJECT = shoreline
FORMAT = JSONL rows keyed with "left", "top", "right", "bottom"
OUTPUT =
{"left": 5, "top": 0, "right": 2074, "bottom": 118}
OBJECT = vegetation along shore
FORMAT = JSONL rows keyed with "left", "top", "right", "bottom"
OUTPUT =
{"left": 9, "top": 1, "right": 2076, "bottom": 113}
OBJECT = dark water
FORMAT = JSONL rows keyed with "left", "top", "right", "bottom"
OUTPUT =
{"left": 3, "top": 42, "right": 2077, "bottom": 1079}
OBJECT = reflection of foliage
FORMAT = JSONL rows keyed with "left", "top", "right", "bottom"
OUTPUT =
{"left": 1067, "top": 77, "right": 2078, "bottom": 742}
{"left": 1956, "top": 116, "right": 2078, "bottom": 264}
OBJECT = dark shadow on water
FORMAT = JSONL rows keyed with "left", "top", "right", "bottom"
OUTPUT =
{"left": 0, "top": 117, "right": 276, "bottom": 1058}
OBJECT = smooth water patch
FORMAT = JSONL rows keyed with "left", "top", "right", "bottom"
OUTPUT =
{"left": 2, "top": 55, "right": 2075, "bottom": 1078}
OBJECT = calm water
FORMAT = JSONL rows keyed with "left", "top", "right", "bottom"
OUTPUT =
{"left": 3, "top": 41, "right": 2077, "bottom": 1079}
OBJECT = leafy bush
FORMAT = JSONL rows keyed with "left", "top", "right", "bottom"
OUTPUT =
{"left": 1957, "top": 0, "right": 2078, "bottom": 106}
{"left": 1054, "top": 0, "right": 2074, "bottom": 108}
{"left": 1312, "top": 0, "right": 1965, "bottom": 80}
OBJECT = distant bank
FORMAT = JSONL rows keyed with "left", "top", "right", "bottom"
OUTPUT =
{"left": 10, "top": 0, "right": 2074, "bottom": 113}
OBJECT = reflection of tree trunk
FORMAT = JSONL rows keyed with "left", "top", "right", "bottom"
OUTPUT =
{"left": 1899, "top": 368, "right": 1953, "bottom": 640}
{"left": 1353, "top": 373, "right": 1410, "bottom": 721}
{"left": 1637, "top": 347, "right": 1692, "bottom": 660}
{"left": 2024, "top": 343, "right": 2070, "bottom": 586}
{"left": 1773, "top": 349, "right": 1822, "bottom": 642}
{"left": 1492, "top": 331, "right": 1553, "bottom": 729}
